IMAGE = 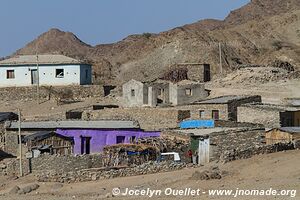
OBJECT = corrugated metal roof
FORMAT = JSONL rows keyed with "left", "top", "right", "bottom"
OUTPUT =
{"left": 23, "top": 131, "right": 73, "bottom": 142}
{"left": 194, "top": 95, "right": 253, "bottom": 104}
{"left": 0, "top": 55, "right": 86, "bottom": 66}
{"left": 6, "top": 120, "right": 140, "bottom": 130}
{"left": 277, "top": 127, "right": 300, "bottom": 134}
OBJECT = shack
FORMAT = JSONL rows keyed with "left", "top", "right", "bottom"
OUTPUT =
{"left": 265, "top": 127, "right": 300, "bottom": 145}
{"left": 23, "top": 131, "right": 74, "bottom": 156}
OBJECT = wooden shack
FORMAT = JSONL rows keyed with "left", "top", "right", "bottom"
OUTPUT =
{"left": 265, "top": 127, "right": 300, "bottom": 145}
{"left": 23, "top": 131, "right": 74, "bottom": 155}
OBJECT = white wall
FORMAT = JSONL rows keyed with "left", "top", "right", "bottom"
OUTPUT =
{"left": 0, "top": 64, "right": 92, "bottom": 87}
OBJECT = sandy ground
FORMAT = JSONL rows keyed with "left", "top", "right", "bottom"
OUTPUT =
{"left": 0, "top": 150, "right": 299, "bottom": 200}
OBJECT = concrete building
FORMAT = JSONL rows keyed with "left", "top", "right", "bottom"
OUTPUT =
{"left": 265, "top": 127, "right": 300, "bottom": 145}
{"left": 185, "top": 95, "right": 262, "bottom": 121}
{"left": 0, "top": 54, "right": 92, "bottom": 87}
{"left": 122, "top": 79, "right": 208, "bottom": 107}
{"left": 238, "top": 103, "right": 300, "bottom": 128}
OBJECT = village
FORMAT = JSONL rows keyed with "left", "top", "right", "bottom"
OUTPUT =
{"left": 0, "top": 53, "right": 299, "bottom": 199}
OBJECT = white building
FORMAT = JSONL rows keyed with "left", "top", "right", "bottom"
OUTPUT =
{"left": 0, "top": 54, "right": 92, "bottom": 87}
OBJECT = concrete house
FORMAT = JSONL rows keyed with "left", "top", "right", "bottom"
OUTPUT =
{"left": 5, "top": 120, "right": 160, "bottom": 155}
{"left": 122, "top": 79, "right": 208, "bottom": 107}
{"left": 238, "top": 103, "right": 300, "bottom": 128}
{"left": 186, "top": 95, "right": 262, "bottom": 121}
{"left": 0, "top": 54, "right": 92, "bottom": 87}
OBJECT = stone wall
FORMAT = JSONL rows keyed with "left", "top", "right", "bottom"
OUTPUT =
{"left": 0, "top": 85, "right": 104, "bottom": 102}
{"left": 178, "top": 104, "right": 228, "bottom": 120}
{"left": 82, "top": 108, "right": 191, "bottom": 130}
{"left": 220, "top": 143, "right": 295, "bottom": 163}
{"left": 36, "top": 161, "right": 187, "bottom": 183}
{"left": 209, "top": 128, "right": 266, "bottom": 161}
{"left": 237, "top": 106, "right": 280, "bottom": 128}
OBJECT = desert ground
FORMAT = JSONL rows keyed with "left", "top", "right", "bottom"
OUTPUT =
{"left": 0, "top": 150, "right": 299, "bottom": 200}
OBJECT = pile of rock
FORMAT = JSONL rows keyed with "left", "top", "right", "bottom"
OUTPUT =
{"left": 8, "top": 184, "right": 39, "bottom": 195}
{"left": 191, "top": 166, "right": 224, "bottom": 180}
{"left": 36, "top": 161, "right": 187, "bottom": 183}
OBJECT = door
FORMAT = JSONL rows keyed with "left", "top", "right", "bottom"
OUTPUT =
{"left": 198, "top": 137, "right": 210, "bottom": 165}
{"left": 80, "top": 136, "right": 91, "bottom": 154}
{"left": 31, "top": 69, "right": 38, "bottom": 85}
{"left": 212, "top": 110, "right": 220, "bottom": 120}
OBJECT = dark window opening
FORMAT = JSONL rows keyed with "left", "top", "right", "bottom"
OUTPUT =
{"left": 130, "top": 136, "right": 136, "bottom": 143}
{"left": 131, "top": 89, "right": 135, "bottom": 97}
{"left": 116, "top": 136, "right": 126, "bottom": 144}
{"left": 212, "top": 110, "right": 219, "bottom": 120}
{"left": 85, "top": 69, "right": 89, "bottom": 79}
{"left": 6, "top": 70, "right": 15, "bottom": 79}
{"left": 55, "top": 69, "right": 64, "bottom": 78}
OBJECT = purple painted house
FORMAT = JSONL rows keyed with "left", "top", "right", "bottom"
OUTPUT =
{"left": 6, "top": 120, "right": 160, "bottom": 155}
{"left": 57, "top": 129, "right": 160, "bottom": 154}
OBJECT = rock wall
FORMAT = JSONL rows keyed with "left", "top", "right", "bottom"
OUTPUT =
{"left": 237, "top": 106, "right": 280, "bottom": 128}
{"left": 0, "top": 85, "right": 104, "bottom": 102}
{"left": 209, "top": 128, "right": 266, "bottom": 161}
{"left": 36, "top": 161, "right": 187, "bottom": 183}
{"left": 82, "top": 108, "right": 191, "bottom": 130}
{"left": 221, "top": 143, "right": 295, "bottom": 163}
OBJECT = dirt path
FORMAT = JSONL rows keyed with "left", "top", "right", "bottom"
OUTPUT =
{"left": 0, "top": 150, "right": 299, "bottom": 200}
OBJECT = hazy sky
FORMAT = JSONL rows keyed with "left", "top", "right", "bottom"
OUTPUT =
{"left": 0, "top": 0, "right": 249, "bottom": 57}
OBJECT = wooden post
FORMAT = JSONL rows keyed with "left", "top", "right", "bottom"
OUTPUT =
{"left": 219, "top": 42, "right": 223, "bottom": 75}
{"left": 18, "top": 109, "right": 23, "bottom": 177}
{"left": 36, "top": 54, "right": 40, "bottom": 104}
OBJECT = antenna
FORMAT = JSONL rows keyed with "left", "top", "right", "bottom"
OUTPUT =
{"left": 219, "top": 42, "right": 223, "bottom": 75}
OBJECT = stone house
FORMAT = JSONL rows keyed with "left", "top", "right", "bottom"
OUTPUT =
{"left": 122, "top": 79, "right": 208, "bottom": 107}
{"left": 162, "top": 63, "right": 211, "bottom": 83}
{"left": 265, "top": 127, "right": 300, "bottom": 145}
{"left": 0, "top": 54, "right": 92, "bottom": 87}
{"left": 4, "top": 120, "right": 160, "bottom": 156}
{"left": 181, "top": 95, "right": 262, "bottom": 121}
{"left": 237, "top": 103, "right": 300, "bottom": 128}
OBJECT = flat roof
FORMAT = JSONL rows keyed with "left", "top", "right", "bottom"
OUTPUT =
{"left": 267, "top": 127, "right": 300, "bottom": 134}
{"left": 240, "top": 103, "right": 300, "bottom": 112}
{"left": 194, "top": 95, "right": 259, "bottom": 104}
{"left": 0, "top": 55, "right": 87, "bottom": 66}
{"left": 5, "top": 120, "right": 140, "bottom": 130}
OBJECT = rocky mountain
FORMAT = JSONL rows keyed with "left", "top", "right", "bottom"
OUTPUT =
{"left": 13, "top": 0, "right": 300, "bottom": 85}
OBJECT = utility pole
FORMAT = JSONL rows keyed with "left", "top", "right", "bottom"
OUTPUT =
{"left": 18, "top": 108, "right": 23, "bottom": 177}
{"left": 36, "top": 53, "right": 40, "bottom": 104}
{"left": 219, "top": 42, "right": 223, "bottom": 75}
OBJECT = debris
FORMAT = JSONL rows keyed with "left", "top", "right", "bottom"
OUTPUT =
{"left": 8, "top": 186, "right": 20, "bottom": 194}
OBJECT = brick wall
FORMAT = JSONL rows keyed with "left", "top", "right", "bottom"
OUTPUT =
{"left": 177, "top": 104, "right": 228, "bottom": 120}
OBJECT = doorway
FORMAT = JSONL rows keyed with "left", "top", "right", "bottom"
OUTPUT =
{"left": 80, "top": 136, "right": 91, "bottom": 154}
{"left": 31, "top": 69, "right": 38, "bottom": 85}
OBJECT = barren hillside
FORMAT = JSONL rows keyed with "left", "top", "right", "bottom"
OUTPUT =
{"left": 13, "top": 0, "right": 300, "bottom": 85}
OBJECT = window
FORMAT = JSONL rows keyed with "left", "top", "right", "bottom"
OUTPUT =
{"left": 85, "top": 69, "right": 89, "bottom": 79}
{"left": 212, "top": 110, "right": 220, "bottom": 120}
{"left": 199, "top": 110, "right": 205, "bottom": 118}
{"left": 130, "top": 136, "right": 136, "bottom": 143}
{"left": 131, "top": 89, "right": 135, "bottom": 97}
{"left": 6, "top": 70, "right": 15, "bottom": 79}
{"left": 185, "top": 88, "right": 192, "bottom": 96}
{"left": 116, "top": 136, "right": 126, "bottom": 144}
{"left": 55, "top": 69, "right": 64, "bottom": 78}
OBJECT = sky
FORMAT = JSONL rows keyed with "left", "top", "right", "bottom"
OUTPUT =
{"left": 0, "top": 0, "right": 249, "bottom": 57}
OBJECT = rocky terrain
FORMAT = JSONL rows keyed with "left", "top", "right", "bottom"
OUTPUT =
{"left": 9, "top": 0, "right": 300, "bottom": 86}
